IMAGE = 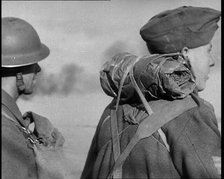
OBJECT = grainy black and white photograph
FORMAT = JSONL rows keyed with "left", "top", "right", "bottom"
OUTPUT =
{"left": 2, "top": 0, "right": 221, "bottom": 178}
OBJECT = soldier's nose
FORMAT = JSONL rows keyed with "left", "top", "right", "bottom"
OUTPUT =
{"left": 209, "top": 54, "right": 216, "bottom": 67}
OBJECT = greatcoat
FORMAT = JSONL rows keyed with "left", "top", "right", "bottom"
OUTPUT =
{"left": 81, "top": 94, "right": 221, "bottom": 179}
{"left": 2, "top": 90, "right": 38, "bottom": 179}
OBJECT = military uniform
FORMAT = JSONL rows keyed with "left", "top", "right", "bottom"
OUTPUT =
{"left": 2, "top": 90, "right": 38, "bottom": 179}
{"left": 2, "top": 17, "right": 50, "bottom": 179}
{"left": 81, "top": 94, "right": 221, "bottom": 179}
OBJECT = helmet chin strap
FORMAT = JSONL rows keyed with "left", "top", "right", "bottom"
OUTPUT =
{"left": 16, "top": 73, "right": 26, "bottom": 94}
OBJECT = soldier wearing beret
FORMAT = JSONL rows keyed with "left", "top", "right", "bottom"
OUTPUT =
{"left": 81, "top": 6, "right": 221, "bottom": 179}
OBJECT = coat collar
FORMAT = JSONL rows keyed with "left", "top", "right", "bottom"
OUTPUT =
{"left": 2, "top": 89, "right": 25, "bottom": 127}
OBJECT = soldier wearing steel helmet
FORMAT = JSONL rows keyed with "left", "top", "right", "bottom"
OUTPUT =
{"left": 1, "top": 17, "right": 71, "bottom": 179}
{"left": 1, "top": 17, "right": 50, "bottom": 179}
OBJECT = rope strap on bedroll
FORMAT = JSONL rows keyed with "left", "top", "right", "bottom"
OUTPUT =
{"left": 110, "top": 57, "right": 141, "bottom": 178}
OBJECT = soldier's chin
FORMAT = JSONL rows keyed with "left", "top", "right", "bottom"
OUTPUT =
{"left": 197, "top": 84, "right": 206, "bottom": 92}
{"left": 23, "top": 89, "right": 33, "bottom": 95}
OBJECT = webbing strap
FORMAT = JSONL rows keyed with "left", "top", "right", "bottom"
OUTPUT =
{"left": 2, "top": 108, "right": 39, "bottom": 145}
{"left": 110, "top": 110, "right": 122, "bottom": 178}
{"left": 2, "top": 110, "right": 21, "bottom": 128}
{"left": 158, "top": 128, "right": 170, "bottom": 151}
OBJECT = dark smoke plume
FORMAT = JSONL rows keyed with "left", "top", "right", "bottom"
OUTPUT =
{"left": 35, "top": 64, "right": 82, "bottom": 95}
{"left": 21, "top": 63, "right": 100, "bottom": 100}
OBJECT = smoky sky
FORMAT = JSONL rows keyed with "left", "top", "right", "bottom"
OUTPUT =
{"left": 35, "top": 64, "right": 82, "bottom": 95}
{"left": 102, "top": 41, "right": 129, "bottom": 62}
{"left": 22, "top": 63, "right": 100, "bottom": 100}
{"left": 101, "top": 40, "right": 148, "bottom": 64}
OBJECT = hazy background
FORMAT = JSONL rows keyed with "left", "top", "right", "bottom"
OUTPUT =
{"left": 2, "top": 0, "right": 221, "bottom": 177}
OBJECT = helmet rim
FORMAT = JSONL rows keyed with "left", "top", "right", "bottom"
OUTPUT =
{"left": 2, "top": 43, "right": 50, "bottom": 68}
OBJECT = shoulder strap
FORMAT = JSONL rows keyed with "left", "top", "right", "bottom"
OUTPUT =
{"left": 110, "top": 110, "right": 122, "bottom": 178}
{"left": 2, "top": 108, "right": 39, "bottom": 145}
{"left": 108, "top": 96, "right": 197, "bottom": 178}
{"left": 2, "top": 106, "right": 20, "bottom": 124}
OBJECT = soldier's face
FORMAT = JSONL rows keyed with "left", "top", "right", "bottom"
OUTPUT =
{"left": 22, "top": 64, "right": 41, "bottom": 94}
{"left": 187, "top": 43, "right": 215, "bottom": 91}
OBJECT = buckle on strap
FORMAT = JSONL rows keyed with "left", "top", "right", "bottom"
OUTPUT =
{"left": 20, "top": 126, "right": 39, "bottom": 144}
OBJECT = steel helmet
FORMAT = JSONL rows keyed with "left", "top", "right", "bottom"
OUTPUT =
{"left": 2, "top": 17, "right": 50, "bottom": 67}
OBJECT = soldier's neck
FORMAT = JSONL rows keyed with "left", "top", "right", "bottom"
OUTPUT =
{"left": 2, "top": 77, "right": 19, "bottom": 101}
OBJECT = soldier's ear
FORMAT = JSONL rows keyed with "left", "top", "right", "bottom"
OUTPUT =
{"left": 181, "top": 47, "right": 190, "bottom": 58}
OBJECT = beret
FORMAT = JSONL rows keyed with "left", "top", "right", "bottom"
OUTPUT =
{"left": 140, "top": 6, "right": 221, "bottom": 54}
